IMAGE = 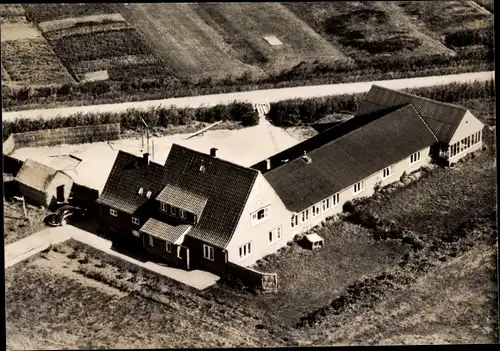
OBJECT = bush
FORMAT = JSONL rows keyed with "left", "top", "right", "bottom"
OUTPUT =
{"left": 2, "top": 102, "right": 259, "bottom": 139}
{"left": 267, "top": 80, "right": 495, "bottom": 127}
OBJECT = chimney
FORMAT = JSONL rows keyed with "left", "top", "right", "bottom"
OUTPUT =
{"left": 265, "top": 158, "right": 271, "bottom": 170}
{"left": 210, "top": 147, "right": 218, "bottom": 157}
{"left": 143, "top": 152, "right": 150, "bottom": 165}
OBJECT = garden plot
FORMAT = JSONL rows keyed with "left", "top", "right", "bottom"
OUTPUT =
{"left": 1, "top": 37, "right": 74, "bottom": 85}
{"left": 0, "top": 4, "right": 27, "bottom": 24}
{"left": 284, "top": 1, "right": 455, "bottom": 60}
{"left": 48, "top": 28, "right": 165, "bottom": 81}
{"left": 22, "top": 3, "right": 122, "bottom": 23}
{"left": 37, "top": 13, "right": 127, "bottom": 33}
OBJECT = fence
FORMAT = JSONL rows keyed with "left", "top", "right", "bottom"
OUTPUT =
{"left": 11, "top": 123, "right": 121, "bottom": 148}
{"left": 227, "top": 262, "right": 278, "bottom": 293}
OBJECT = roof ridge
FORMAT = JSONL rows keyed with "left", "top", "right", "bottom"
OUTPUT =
{"left": 171, "top": 143, "right": 259, "bottom": 175}
{"left": 404, "top": 103, "right": 439, "bottom": 143}
{"left": 268, "top": 104, "right": 417, "bottom": 171}
{"left": 371, "top": 84, "right": 468, "bottom": 112}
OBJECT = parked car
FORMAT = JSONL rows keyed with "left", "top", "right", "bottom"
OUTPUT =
{"left": 47, "top": 205, "right": 87, "bottom": 227}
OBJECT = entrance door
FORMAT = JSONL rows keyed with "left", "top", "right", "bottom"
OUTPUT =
{"left": 56, "top": 185, "right": 65, "bottom": 202}
{"left": 177, "top": 246, "right": 190, "bottom": 270}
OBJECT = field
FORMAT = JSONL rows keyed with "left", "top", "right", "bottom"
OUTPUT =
{"left": 1, "top": 38, "right": 74, "bottom": 86}
{"left": 284, "top": 2, "right": 454, "bottom": 60}
{"left": 0, "top": 2, "right": 494, "bottom": 110}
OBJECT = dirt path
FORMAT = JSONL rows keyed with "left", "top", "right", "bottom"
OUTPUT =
{"left": 2, "top": 71, "right": 494, "bottom": 121}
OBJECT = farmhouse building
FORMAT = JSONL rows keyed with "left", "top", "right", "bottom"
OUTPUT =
{"left": 15, "top": 158, "right": 73, "bottom": 208}
{"left": 96, "top": 85, "right": 484, "bottom": 275}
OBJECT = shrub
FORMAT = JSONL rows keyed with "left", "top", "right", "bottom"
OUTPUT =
{"left": 2, "top": 102, "right": 259, "bottom": 139}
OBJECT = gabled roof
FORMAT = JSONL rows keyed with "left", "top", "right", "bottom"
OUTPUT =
{"left": 355, "top": 85, "right": 469, "bottom": 143}
{"left": 97, "top": 144, "right": 259, "bottom": 249}
{"left": 140, "top": 218, "right": 191, "bottom": 244}
{"left": 262, "top": 104, "right": 438, "bottom": 212}
{"left": 96, "top": 152, "right": 166, "bottom": 215}
{"left": 162, "top": 144, "right": 258, "bottom": 248}
{"left": 15, "top": 158, "right": 61, "bottom": 192}
{"left": 156, "top": 184, "right": 208, "bottom": 218}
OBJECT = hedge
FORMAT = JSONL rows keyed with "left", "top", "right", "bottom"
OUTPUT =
{"left": 2, "top": 101, "right": 259, "bottom": 139}
{"left": 267, "top": 80, "right": 496, "bottom": 127}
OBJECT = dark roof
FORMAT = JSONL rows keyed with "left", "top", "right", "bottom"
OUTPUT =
{"left": 162, "top": 144, "right": 258, "bottom": 248}
{"left": 140, "top": 218, "right": 191, "bottom": 244}
{"left": 156, "top": 183, "right": 208, "bottom": 218}
{"left": 97, "top": 144, "right": 258, "bottom": 249}
{"left": 251, "top": 108, "right": 396, "bottom": 173}
{"left": 263, "top": 104, "right": 438, "bottom": 212}
{"left": 96, "top": 151, "right": 167, "bottom": 215}
{"left": 355, "top": 85, "right": 468, "bottom": 143}
{"left": 15, "top": 159, "right": 61, "bottom": 192}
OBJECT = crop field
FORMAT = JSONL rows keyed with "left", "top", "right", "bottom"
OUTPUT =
{"left": 398, "top": 1, "right": 493, "bottom": 51}
{"left": 22, "top": 3, "right": 122, "bottom": 23}
{"left": 0, "top": 4, "right": 27, "bottom": 24}
{"left": 1, "top": 37, "right": 74, "bottom": 85}
{"left": 284, "top": 1, "right": 454, "bottom": 61}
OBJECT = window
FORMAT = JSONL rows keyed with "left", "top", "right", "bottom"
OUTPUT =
{"left": 238, "top": 242, "right": 252, "bottom": 259}
{"left": 382, "top": 166, "right": 393, "bottom": 179}
{"left": 269, "top": 226, "right": 282, "bottom": 244}
{"left": 166, "top": 242, "right": 172, "bottom": 253}
{"left": 467, "top": 136, "right": 471, "bottom": 148}
{"left": 146, "top": 191, "right": 152, "bottom": 199}
{"left": 179, "top": 209, "right": 186, "bottom": 219}
{"left": 251, "top": 206, "right": 270, "bottom": 226}
{"left": 312, "top": 204, "right": 321, "bottom": 218}
{"left": 132, "top": 230, "right": 140, "bottom": 237}
{"left": 160, "top": 202, "right": 168, "bottom": 212}
{"left": 170, "top": 206, "right": 177, "bottom": 216}
{"left": 301, "top": 209, "right": 309, "bottom": 223}
{"left": 138, "top": 187, "right": 144, "bottom": 195}
{"left": 353, "top": 180, "right": 365, "bottom": 195}
{"left": 332, "top": 193, "right": 340, "bottom": 207}
{"left": 410, "top": 151, "right": 421, "bottom": 165}
{"left": 203, "top": 244, "right": 214, "bottom": 261}
{"left": 148, "top": 235, "right": 154, "bottom": 247}
{"left": 132, "top": 217, "right": 140, "bottom": 225}
{"left": 291, "top": 215, "right": 299, "bottom": 228}
{"left": 322, "top": 198, "right": 330, "bottom": 211}
{"left": 109, "top": 208, "right": 118, "bottom": 217}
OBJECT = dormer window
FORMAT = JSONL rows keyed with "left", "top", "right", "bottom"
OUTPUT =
{"left": 138, "top": 187, "right": 144, "bottom": 195}
{"left": 146, "top": 191, "right": 152, "bottom": 199}
{"left": 301, "top": 151, "right": 312, "bottom": 164}
{"left": 170, "top": 206, "right": 177, "bottom": 215}
{"left": 179, "top": 209, "right": 186, "bottom": 219}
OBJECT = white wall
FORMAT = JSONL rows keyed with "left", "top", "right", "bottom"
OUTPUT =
{"left": 227, "top": 173, "right": 293, "bottom": 266}
{"left": 291, "top": 146, "right": 432, "bottom": 236}
{"left": 448, "top": 110, "right": 485, "bottom": 163}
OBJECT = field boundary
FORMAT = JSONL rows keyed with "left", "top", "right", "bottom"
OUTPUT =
{"left": 3, "top": 123, "right": 120, "bottom": 153}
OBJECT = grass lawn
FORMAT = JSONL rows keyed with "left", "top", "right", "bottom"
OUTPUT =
{"left": 3, "top": 197, "right": 49, "bottom": 245}
{"left": 315, "top": 244, "right": 498, "bottom": 345}
{"left": 5, "top": 241, "right": 294, "bottom": 349}
{"left": 237, "top": 221, "right": 408, "bottom": 326}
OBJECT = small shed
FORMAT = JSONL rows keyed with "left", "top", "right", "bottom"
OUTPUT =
{"left": 15, "top": 159, "right": 73, "bottom": 208}
{"left": 304, "top": 233, "right": 324, "bottom": 250}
